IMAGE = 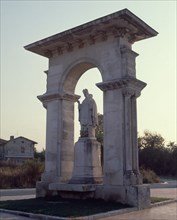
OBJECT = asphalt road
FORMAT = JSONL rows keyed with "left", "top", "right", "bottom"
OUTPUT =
{"left": 0, "top": 212, "right": 35, "bottom": 220}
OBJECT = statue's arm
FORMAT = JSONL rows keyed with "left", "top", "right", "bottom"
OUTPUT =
{"left": 77, "top": 100, "right": 81, "bottom": 121}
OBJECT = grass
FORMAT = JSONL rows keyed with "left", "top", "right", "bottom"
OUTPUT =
{"left": 0, "top": 195, "right": 172, "bottom": 218}
{"left": 150, "top": 197, "right": 172, "bottom": 204}
{"left": 0, "top": 196, "right": 130, "bottom": 218}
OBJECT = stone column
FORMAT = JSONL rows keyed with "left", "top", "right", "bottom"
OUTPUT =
{"left": 60, "top": 93, "right": 80, "bottom": 182}
{"left": 123, "top": 88, "right": 137, "bottom": 185}
{"left": 36, "top": 92, "right": 80, "bottom": 197}
{"left": 97, "top": 78, "right": 146, "bottom": 187}
{"left": 131, "top": 93, "right": 143, "bottom": 183}
{"left": 36, "top": 93, "right": 62, "bottom": 197}
{"left": 97, "top": 81, "right": 125, "bottom": 186}
{"left": 123, "top": 89, "right": 133, "bottom": 172}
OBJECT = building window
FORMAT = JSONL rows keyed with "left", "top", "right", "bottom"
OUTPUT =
{"left": 21, "top": 147, "right": 25, "bottom": 153}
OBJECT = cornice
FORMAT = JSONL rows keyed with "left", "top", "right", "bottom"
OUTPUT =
{"left": 24, "top": 9, "right": 158, "bottom": 58}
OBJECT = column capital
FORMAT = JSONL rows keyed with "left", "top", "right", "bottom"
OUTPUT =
{"left": 37, "top": 92, "right": 80, "bottom": 108}
{"left": 123, "top": 88, "right": 135, "bottom": 97}
{"left": 96, "top": 77, "right": 146, "bottom": 94}
{"left": 120, "top": 46, "right": 139, "bottom": 57}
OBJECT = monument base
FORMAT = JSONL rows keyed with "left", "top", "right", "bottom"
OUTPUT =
{"left": 47, "top": 183, "right": 150, "bottom": 208}
{"left": 69, "top": 137, "right": 103, "bottom": 184}
{"left": 36, "top": 172, "right": 60, "bottom": 198}
{"left": 36, "top": 181, "right": 58, "bottom": 198}
{"left": 95, "top": 184, "right": 150, "bottom": 209}
{"left": 49, "top": 183, "right": 97, "bottom": 199}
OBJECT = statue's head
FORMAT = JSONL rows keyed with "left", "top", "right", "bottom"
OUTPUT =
{"left": 83, "top": 89, "right": 89, "bottom": 97}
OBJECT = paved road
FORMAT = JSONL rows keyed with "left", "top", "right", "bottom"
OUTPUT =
{"left": 0, "top": 189, "right": 35, "bottom": 201}
{"left": 102, "top": 202, "right": 177, "bottom": 220}
{"left": 0, "top": 212, "right": 35, "bottom": 220}
{"left": 151, "top": 187, "right": 177, "bottom": 199}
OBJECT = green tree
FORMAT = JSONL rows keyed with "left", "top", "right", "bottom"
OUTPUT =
{"left": 139, "top": 131, "right": 177, "bottom": 177}
{"left": 138, "top": 130, "right": 165, "bottom": 150}
{"left": 167, "top": 142, "right": 177, "bottom": 176}
{"left": 95, "top": 113, "right": 103, "bottom": 165}
{"left": 95, "top": 113, "right": 103, "bottom": 145}
{"left": 34, "top": 148, "right": 45, "bottom": 162}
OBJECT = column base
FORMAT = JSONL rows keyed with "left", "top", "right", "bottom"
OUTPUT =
{"left": 123, "top": 170, "right": 143, "bottom": 185}
{"left": 36, "top": 171, "right": 60, "bottom": 198}
{"left": 36, "top": 181, "right": 58, "bottom": 198}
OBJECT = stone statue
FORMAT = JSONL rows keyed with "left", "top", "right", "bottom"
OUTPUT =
{"left": 77, "top": 89, "right": 98, "bottom": 137}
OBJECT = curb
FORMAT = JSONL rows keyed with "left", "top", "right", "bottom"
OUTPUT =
{"left": 150, "top": 198, "right": 177, "bottom": 208}
{"left": 0, "top": 188, "right": 36, "bottom": 197}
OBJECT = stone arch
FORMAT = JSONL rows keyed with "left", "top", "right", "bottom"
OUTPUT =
{"left": 25, "top": 9, "right": 158, "bottom": 207}
{"left": 61, "top": 58, "right": 104, "bottom": 94}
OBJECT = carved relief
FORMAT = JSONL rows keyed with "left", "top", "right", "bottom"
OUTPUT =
{"left": 111, "top": 27, "right": 129, "bottom": 38}
{"left": 99, "top": 31, "right": 108, "bottom": 41}
{"left": 57, "top": 47, "right": 63, "bottom": 55}
{"left": 44, "top": 50, "right": 53, "bottom": 58}
{"left": 123, "top": 88, "right": 135, "bottom": 97}
{"left": 77, "top": 39, "right": 85, "bottom": 48}
{"left": 88, "top": 35, "right": 96, "bottom": 45}
{"left": 66, "top": 43, "right": 73, "bottom": 52}
{"left": 97, "top": 79, "right": 129, "bottom": 91}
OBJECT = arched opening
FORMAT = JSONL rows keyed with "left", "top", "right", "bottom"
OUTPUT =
{"left": 62, "top": 61, "right": 103, "bottom": 94}
{"left": 62, "top": 62, "right": 104, "bottom": 183}
{"left": 74, "top": 68, "right": 103, "bottom": 143}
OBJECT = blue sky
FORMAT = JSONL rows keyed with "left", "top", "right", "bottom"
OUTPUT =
{"left": 1, "top": 0, "right": 176, "bottom": 151}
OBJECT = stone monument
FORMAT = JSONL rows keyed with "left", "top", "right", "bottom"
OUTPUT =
{"left": 70, "top": 89, "right": 102, "bottom": 184}
{"left": 24, "top": 9, "right": 158, "bottom": 208}
{"left": 78, "top": 89, "right": 98, "bottom": 138}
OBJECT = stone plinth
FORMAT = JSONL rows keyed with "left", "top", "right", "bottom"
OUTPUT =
{"left": 95, "top": 184, "right": 150, "bottom": 209}
{"left": 70, "top": 138, "right": 103, "bottom": 184}
{"left": 48, "top": 183, "right": 150, "bottom": 208}
{"left": 49, "top": 183, "right": 98, "bottom": 199}
{"left": 49, "top": 183, "right": 97, "bottom": 191}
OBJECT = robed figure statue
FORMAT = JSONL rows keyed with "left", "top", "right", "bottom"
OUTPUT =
{"left": 78, "top": 89, "right": 98, "bottom": 137}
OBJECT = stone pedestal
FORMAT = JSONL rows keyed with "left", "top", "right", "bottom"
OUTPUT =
{"left": 70, "top": 138, "right": 103, "bottom": 184}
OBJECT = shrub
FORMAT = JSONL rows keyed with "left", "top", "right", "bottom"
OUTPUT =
{"left": 0, "top": 160, "right": 44, "bottom": 189}
{"left": 140, "top": 167, "right": 160, "bottom": 183}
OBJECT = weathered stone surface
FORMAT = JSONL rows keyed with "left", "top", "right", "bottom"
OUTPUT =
{"left": 49, "top": 183, "right": 97, "bottom": 192}
{"left": 70, "top": 138, "right": 103, "bottom": 184}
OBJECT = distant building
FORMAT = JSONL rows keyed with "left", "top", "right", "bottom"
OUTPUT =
{"left": 0, "top": 136, "right": 37, "bottom": 164}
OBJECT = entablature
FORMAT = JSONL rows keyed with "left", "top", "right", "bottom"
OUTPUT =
{"left": 24, "top": 9, "right": 158, "bottom": 58}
